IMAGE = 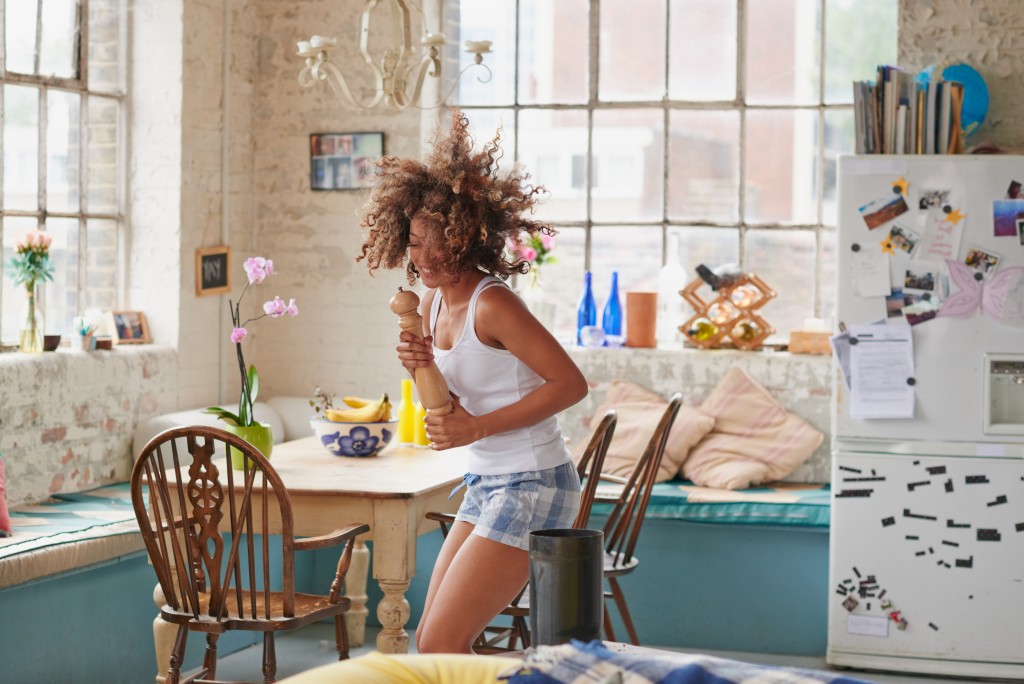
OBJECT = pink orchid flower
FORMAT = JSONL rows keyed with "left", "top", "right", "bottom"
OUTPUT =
{"left": 231, "top": 327, "right": 247, "bottom": 343}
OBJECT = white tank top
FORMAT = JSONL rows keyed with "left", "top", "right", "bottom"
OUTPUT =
{"left": 430, "top": 276, "right": 571, "bottom": 475}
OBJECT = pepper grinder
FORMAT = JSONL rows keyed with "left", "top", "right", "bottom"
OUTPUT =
{"left": 389, "top": 287, "right": 454, "bottom": 416}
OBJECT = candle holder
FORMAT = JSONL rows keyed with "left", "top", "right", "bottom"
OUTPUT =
{"left": 679, "top": 272, "right": 776, "bottom": 351}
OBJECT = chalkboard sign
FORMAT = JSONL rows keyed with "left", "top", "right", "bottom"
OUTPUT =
{"left": 196, "top": 246, "right": 231, "bottom": 296}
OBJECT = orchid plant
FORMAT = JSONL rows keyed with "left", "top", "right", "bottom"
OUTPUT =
{"left": 203, "top": 257, "right": 298, "bottom": 427}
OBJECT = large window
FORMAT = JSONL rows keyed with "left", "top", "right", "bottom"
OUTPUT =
{"left": 447, "top": 0, "right": 896, "bottom": 342}
{"left": 1, "top": 0, "right": 125, "bottom": 345}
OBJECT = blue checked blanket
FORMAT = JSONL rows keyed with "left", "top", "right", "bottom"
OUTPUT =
{"left": 499, "top": 641, "right": 875, "bottom": 684}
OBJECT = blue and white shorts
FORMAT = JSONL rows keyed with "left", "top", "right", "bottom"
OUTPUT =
{"left": 453, "top": 461, "right": 581, "bottom": 551}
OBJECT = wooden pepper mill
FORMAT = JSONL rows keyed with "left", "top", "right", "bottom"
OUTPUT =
{"left": 389, "top": 287, "right": 454, "bottom": 416}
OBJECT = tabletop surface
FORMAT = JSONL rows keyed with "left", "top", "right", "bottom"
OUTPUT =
{"left": 166, "top": 436, "right": 470, "bottom": 500}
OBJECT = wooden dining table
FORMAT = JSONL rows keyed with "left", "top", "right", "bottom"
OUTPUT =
{"left": 151, "top": 436, "right": 468, "bottom": 680}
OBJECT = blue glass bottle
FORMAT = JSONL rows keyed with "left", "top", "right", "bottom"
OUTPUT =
{"left": 576, "top": 271, "right": 597, "bottom": 345}
{"left": 602, "top": 271, "right": 622, "bottom": 344}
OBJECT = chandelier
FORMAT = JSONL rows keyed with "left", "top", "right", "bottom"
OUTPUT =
{"left": 296, "top": 0, "right": 492, "bottom": 111}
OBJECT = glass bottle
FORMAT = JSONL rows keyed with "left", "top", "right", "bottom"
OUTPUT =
{"left": 19, "top": 285, "right": 44, "bottom": 354}
{"left": 576, "top": 271, "right": 597, "bottom": 345}
{"left": 601, "top": 271, "right": 622, "bottom": 344}
{"left": 413, "top": 401, "right": 430, "bottom": 447}
{"left": 657, "top": 233, "right": 687, "bottom": 346}
{"left": 398, "top": 378, "right": 415, "bottom": 446}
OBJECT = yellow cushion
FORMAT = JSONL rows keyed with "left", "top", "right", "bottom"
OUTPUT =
{"left": 573, "top": 380, "right": 715, "bottom": 483}
{"left": 682, "top": 368, "right": 824, "bottom": 489}
{"left": 278, "top": 652, "right": 522, "bottom": 684}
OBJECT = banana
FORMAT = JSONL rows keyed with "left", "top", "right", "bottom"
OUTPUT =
{"left": 341, "top": 395, "right": 373, "bottom": 408}
{"left": 325, "top": 393, "right": 392, "bottom": 422}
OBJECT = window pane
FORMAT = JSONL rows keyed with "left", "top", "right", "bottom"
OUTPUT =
{"left": 47, "top": 89, "right": 81, "bottom": 212}
{"left": 42, "top": 217, "right": 78, "bottom": 335}
{"left": 39, "top": 0, "right": 79, "bottom": 79}
{"left": 669, "top": 0, "right": 737, "bottom": 101}
{"left": 599, "top": 0, "right": 665, "bottom": 102}
{"left": 591, "top": 226, "right": 663, "bottom": 343}
{"left": 453, "top": 0, "right": 515, "bottom": 106}
{"left": 5, "top": 0, "right": 40, "bottom": 74}
{"left": 4, "top": 84, "right": 40, "bottom": 211}
{"left": 1, "top": 217, "right": 41, "bottom": 342}
{"left": 519, "top": 0, "right": 588, "bottom": 105}
{"left": 744, "top": 108, "right": 818, "bottom": 225}
{"left": 519, "top": 109, "right": 587, "bottom": 223}
{"left": 824, "top": 0, "right": 896, "bottom": 104}
{"left": 88, "top": 0, "right": 123, "bottom": 93}
{"left": 744, "top": 228, "right": 815, "bottom": 337}
{"left": 820, "top": 228, "right": 836, "bottom": 324}
{"left": 823, "top": 108, "right": 854, "bottom": 226}
{"left": 746, "top": 0, "right": 821, "bottom": 106}
{"left": 86, "top": 218, "right": 117, "bottom": 311}
{"left": 668, "top": 110, "right": 739, "bottom": 222}
{"left": 463, "top": 108, "right": 515, "bottom": 160}
{"left": 671, "top": 225, "right": 738, "bottom": 279}
{"left": 592, "top": 109, "right": 664, "bottom": 222}
{"left": 87, "top": 94, "right": 119, "bottom": 212}
{"left": 529, "top": 225, "right": 585, "bottom": 344}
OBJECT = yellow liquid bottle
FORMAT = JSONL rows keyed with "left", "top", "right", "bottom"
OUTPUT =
{"left": 398, "top": 378, "right": 415, "bottom": 446}
{"left": 413, "top": 401, "right": 429, "bottom": 447}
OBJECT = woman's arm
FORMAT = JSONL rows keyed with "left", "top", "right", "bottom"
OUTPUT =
{"left": 425, "top": 286, "right": 587, "bottom": 450}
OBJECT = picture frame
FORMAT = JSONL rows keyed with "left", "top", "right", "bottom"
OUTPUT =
{"left": 107, "top": 311, "right": 152, "bottom": 345}
{"left": 195, "top": 245, "right": 231, "bottom": 296}
{"left": 310, "top": 131, "right": 383, "bottom": 191}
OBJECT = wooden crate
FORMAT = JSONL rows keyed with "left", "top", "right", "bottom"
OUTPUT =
{"left": 788, "top": 330, "right": 832, "bottom": 355}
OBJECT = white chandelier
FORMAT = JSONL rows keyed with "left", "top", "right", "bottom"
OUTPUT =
{"left": 296, "top": 0, "right": 492, "bottom": 111}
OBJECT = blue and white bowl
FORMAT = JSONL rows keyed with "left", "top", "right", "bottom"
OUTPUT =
{"left": 310, "top": 417, "right": 397, "bottom": 457}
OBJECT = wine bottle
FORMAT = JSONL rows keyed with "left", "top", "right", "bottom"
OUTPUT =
{"left": 576, "top": 271, "right": 598, "bottom": 345}
{"left": 601, "top": 271, "right": 622, "bottom": 345}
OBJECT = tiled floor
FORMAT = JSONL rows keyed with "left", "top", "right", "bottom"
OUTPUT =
{"left": 208, "top": 622, "right": 997, "bottom": 683}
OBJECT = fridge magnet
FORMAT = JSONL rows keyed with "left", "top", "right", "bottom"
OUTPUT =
{"left": 964, "top": 246, "right": 1000, "bottom": 274}
{"left": 859, "top": 193, "right": 910, "bottom": 230}
{"left": 918, "top": 188, "right": 951, "bottom": 211}
{"left": 888, "top": 224, "right": 922, "bottom": 256}
{"left": 892, "top": 176, "right": 910, "bottom": 197}
{"left": 1007, "top": 180, "right": 1022, "bottom": 199}
{"left": 992, "top": 199, "right": 1024, "bottom": 237}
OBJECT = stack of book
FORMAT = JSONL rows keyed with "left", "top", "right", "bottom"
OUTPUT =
{"left": 853, "top": 65, "right": 965, "bottom": 155}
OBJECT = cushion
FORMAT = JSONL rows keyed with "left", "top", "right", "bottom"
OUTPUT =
{"left": 682, "top": 367, "right": 824, "bottom": 489}
{"left": 0, "top": 456, "right": 10, "bottom": 537}
{"left": 277, "top": 652, "right": 521, "bottom": 683}
{"left": 573, "top": 380, "right": 715, "bottom": 483}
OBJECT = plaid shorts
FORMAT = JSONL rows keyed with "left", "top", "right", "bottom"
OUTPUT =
{"left": 453, "top": 461, "right": 581, "bottom": 551}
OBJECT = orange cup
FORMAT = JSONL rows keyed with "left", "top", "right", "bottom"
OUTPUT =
{"left": 625, "top": 291, "right": 658, "bottom": 348}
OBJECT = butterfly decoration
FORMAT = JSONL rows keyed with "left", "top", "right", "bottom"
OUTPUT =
{"left": 938, "top": 260, "right": 1024, "bottom": 320}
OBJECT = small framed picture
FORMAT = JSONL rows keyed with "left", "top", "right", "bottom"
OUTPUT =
{"left": 195, "top": 245, "right": 231, "bottom": 296}
{"left": 887, "top": 223, "right": 922, "bottom": 256}
{"left": 310, "top": 131, "right": 383, "bottom": 191}
{"left": 964, "top": 246, "right": 1000, "bottom": 274}
{"left": 903, "top": 265, "right": 937, "bottom": 292}
{"left": 108, "top": 311, "right": 152, "bottom": 345}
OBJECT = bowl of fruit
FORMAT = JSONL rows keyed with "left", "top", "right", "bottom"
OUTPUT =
{"left": 310, "top": 392, "right": 397, "bottom": 458}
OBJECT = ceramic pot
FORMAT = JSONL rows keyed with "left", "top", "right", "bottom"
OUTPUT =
{"left": 224, "top": 422, "right": 273, "bottom": 470}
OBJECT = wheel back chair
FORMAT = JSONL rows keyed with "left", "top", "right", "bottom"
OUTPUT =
{"left": 130, "top": 426, "right": 370, "bottom": 684}
{"left": 598, "top": 392, "right": 683, "bottom": 646}
{"left": 425, "top": 409, "right": 618, "bottom": 654}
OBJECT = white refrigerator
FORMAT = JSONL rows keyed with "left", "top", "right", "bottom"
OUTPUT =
{"left": 829, "top": 155, "right": 1024, "bottom": 679}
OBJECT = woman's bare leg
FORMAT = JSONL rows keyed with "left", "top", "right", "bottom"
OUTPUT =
{"left": 415, "top": 533, "right": 529, "bottom": 654}
{"left": 416, "top": 521, "right": 474, "bottom": 648}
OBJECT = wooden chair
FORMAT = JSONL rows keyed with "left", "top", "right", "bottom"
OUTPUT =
{"left": 130, "top": 426, "right": 370, "bottom": 684}
{"left": 599, "top": 393, "right": 682, "bottom": 646}
{"left": 424, "top": 409, "right": 618, "bottom": 653}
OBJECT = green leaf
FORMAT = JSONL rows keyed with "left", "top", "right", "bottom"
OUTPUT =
{"left": 248, "top": 365, "right": 260, "bottom": 405}
{"left": 201, "top": 407, "right": 241, "bottom": 426}
{"left": 238, "top": 388, "right": 250, "bottom": 427}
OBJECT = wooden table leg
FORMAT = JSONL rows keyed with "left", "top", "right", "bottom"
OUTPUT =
{"left": 153, "top": 582, "right": 174, "bottom": 684}
{"left": 376, "top": 579, "right": 411, "bottom": 653}
{"left": 343, "top": 539, "right": 370, "bottom": 647}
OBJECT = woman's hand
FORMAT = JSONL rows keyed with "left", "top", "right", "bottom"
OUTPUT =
{"left": 424, "top": 397, "right": 479, "bottom": 450}
{"left": 397, "top": 330, "right": 434, "bottom": 372}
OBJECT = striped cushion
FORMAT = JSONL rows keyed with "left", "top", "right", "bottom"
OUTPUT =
{"left": 682, "top": 367, "right": 824, "bottom": 489}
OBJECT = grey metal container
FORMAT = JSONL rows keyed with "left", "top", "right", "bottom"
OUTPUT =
{"left": 528, "top": 528, "right": 604, "bottom": 646}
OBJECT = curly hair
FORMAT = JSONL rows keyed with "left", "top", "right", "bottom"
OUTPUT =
{"left": 356, "top": 109, "right": 554, "bottom": 283}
